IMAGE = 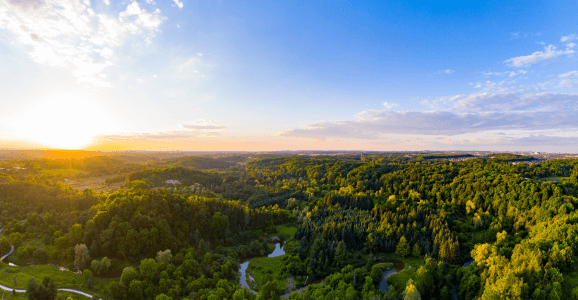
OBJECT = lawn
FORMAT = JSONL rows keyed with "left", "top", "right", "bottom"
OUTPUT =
{"left": 275, "top": 225, "right": 298, "bottom": 239}
{"left": 0, "top": 263, "right": 116, "bottom": 296}
{"left": 245, "top": 255, "right": 287, "bottom": 292}
{"left": 377, "top": 253, "right": 425, "bottom": 291}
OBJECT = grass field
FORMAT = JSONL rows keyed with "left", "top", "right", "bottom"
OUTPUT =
{"left": 40, "top": 169, "right": 85, "bottom": 178}
{"left": 540, "top": 176, "right": 567, "bottom": 182}
{"left": 0, "top": 263, "right": 115, "bottom": 296}
{"left": 267, "top": 243, "right": 276, "bottom": 253}
{"left": 245, "top": 255, "right": 287, "bottom": 292}
{"left": 275, "top": 225, "right": 298, "bottom": 239}
{"left": 380, "top": 254, "right": 425, "bottom": 291}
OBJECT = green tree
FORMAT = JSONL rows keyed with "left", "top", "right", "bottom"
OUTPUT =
{"left": 26, "top": 277, "right": 57, "bottom": 300}
{"left": 10, "top": 232, "right": 23, "bottom": 248}
{"left": 396, "top": 236, "right": 410, "bottom": 258}
{"left": 74, "top": 244, "right": 90, "bottom": 270}
{"left": 335, "top": 241, "right": 347, "bottom": 266}
{"left": 404, "top": 282, "right": 422, "bottom": 300}
{"left": 412, "top": 244, "right": 421, "bottom": 257}
{"left": 365, "top": 253, "right": 375, "bottom": 271}
{"left": 156, "top": 249, "right": 172, "bottom": 265}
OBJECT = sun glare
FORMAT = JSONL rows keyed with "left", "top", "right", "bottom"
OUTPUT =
{"left": 13, "top": 92, "right": 116, "bottom": 150}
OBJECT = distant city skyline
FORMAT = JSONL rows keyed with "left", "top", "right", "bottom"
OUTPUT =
{"left": 1, "top": 0, "right": 577, "bottom": 152}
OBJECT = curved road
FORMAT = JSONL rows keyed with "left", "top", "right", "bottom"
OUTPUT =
{"left": 0, "top": 225, "right": 101, "bottom": 299}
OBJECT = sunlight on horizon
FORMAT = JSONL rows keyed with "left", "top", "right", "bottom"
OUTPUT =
{"left": 10, "top": 92, "right": 117, "bottom": 150}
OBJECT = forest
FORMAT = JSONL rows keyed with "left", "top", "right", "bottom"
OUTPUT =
{"left": 0, "top": 151, "right": 577, "bottom": 300}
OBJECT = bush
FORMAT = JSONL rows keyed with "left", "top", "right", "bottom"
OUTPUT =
{"left": 17, "top": 245, "right": 37, "bottom": 260}
{"left": 33, "top": 248, "right": 49, "bottom": 262}
{"left": 83, "top": 269, "right": 93, "bottom": 281}
{"left": 9, "top": 232, "right": 23, "bottom": 248}
{"left": 0, "top": 238, "right": 11, "bottom": 254}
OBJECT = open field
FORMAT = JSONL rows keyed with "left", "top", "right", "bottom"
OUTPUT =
{"left": 275, "top": 225, "right": 298, "bottom": 239}
{"left": 40, "top": 169, "right": 86, "bottom": 178}
{"left": 382, "top": 254, "right": 425, "bottom": 291}
{"left": 0, "top": 263, "right": 115, "bottom": 296}
{"left": 245, "top": 255, "right": 287, "bottom": 292}
{"left": 66, "top": 175, "right": 124, "bottom": 191}
{"left": 540, "top": 176, "right": 568, "bottom": 182}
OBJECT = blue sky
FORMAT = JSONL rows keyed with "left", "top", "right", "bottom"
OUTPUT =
{"left": 1, "top": 0, "right": 577, "bottom": 152}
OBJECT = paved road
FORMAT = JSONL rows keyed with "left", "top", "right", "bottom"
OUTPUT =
{"left": 0, "top": 225, "right": 101, "bottom": 299}
{"left": 0, "top": 283, "right": 100, "bottom": 299}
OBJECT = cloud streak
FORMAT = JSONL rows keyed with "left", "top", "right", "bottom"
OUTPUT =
{"left": 180, "top": 120, "right": 226, "bottom": 130}
{"left": 277, "top": 93, "right": 578, "bottom": 140}
{"left": 504, "top": 45, "right": 575, "bottom": 67}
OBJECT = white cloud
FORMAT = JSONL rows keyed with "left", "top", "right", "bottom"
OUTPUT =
{"left": 173, "top": 0, "right": 183, "bottom": 9}
{"left": 0, "top": 0, "right": 164, "bottom": 86}
{"left": 277, "top": 93, "right": 578, "bottom": 140}
{"left": 439, "top": 69, "right": 454, "bottom": 74}
{"left": 561, "top": 34, "right": 577, "bottom": 42}
{"left": 509, "top": 70, "right": 527, "bottom": 77}
{"left": 482, "top": 71, "right": 505, "bottom": 76}
{"left": 504, "top": 45, "right": 575, "bottom": 67}
{"left": 557, "top": 71, "right": 578, "bottom": 88}
{"left": 559, "top": 71, "right": 578, "bottom": 78}
{"left": 103, "top": 0, "right": 110, "bottom": 5}
{"left": 181, "top": 120, "right": 226, "bottom": 130}
{"left": 482, "top": 70, "right": 526, "bottom": 78}
{"left": 145, "top": 0, "right": 155, "bottom": 4}
{"left": 176, "top": 57, "right": 203, "bottom": 78}
{"left": 382, "top": 102, "right": 398, "bottom": 109}
{"left": 567, "top": 43, "right": 576, "bottom": 49}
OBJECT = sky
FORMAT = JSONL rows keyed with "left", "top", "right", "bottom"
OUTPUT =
{"left": 1, "top": 0, "right": 578, "bottom": 152}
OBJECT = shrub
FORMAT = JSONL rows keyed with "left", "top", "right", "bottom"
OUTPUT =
{"left": 32, "top": 248, "right": 49, "bottom": 262}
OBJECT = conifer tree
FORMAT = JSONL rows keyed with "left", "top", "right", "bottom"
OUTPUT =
{"left": 396, "top": 236, "right": 410, "bottom": 258}
{"left": 412, "top": 244, "right": 421, "bottom": 257}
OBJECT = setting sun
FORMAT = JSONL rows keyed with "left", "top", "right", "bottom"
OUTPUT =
{"left": 9, "top": 92, "right": 115, "bottom": 150}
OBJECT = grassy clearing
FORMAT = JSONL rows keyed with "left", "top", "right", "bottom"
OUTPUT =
{"left": 375, "top": 253, "right": 425, "bottom": 291}
{"left": 275, "top": 225, "right": 298, "bottom": 239}
{"left": 375, "top": 262, "right": 393, "bottom": 268}
{"left": 267, "top": 243, "right": 276, "bottom": 252}
{"left": 540, "top": 176, "right": 567, "bottom": 182}
{"left": 0, "top": 263, "right": 115, "bottom": 296}
{"left": 40, "top": 169, "right": 85, "bottom": 178}
{"left": 245, "top": 255, "right": 286, "bottom": 292}
{"left": 387, "top": 266, "right": 417, "bottom": 290}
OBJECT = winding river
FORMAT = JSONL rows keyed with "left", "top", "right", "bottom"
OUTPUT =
{"left": 238, "top": 246, "right": 408, "bottom": 297}
{"left": 239, "top": 242, "right": 286, "bottom": 294}
{"left": 377, "top": 259, "right": 406, "bottom": 292}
